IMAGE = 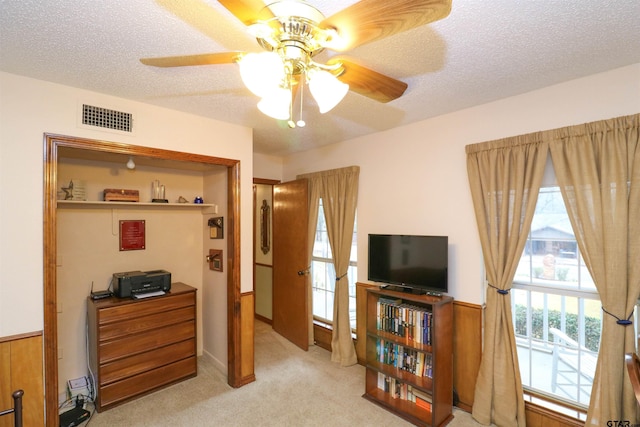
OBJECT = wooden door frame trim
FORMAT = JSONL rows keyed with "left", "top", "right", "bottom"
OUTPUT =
{"left": 43, "top": 133, "right": 243, "bottom": 425}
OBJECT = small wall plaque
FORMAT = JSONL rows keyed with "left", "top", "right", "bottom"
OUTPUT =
{"left": 119, "top": 220, "right": 145, "bottom": 251}
{"left": 207, "top": 249, "right": 223, "bottom": 272}
{"left": 208, "top": 217, "right": 224, "bottom": 239}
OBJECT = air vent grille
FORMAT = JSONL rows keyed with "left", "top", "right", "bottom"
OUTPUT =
{"left": 82, "top": 104, "right": 132, "bottom": 132}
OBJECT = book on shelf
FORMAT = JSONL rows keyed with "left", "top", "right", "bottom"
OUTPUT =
{"left": 409, "top": 385, "right": 432, "bottom": 403}
{"left": 415, "top": 396, "right": 432, "bottom": 411}
{"left": 376, "top": 373, "right": 433, "bottom": 410}
{"left": 376, "top": 297, "right": 433, "bottom": 345}
{"left": 408, "top": 385, "right": 433, "bottom": 411}
{"left": 377, "top": 297, "right": 402, "bottom": 331}
{"left": 375, "top": 338, "right": 433, "bottom": 378}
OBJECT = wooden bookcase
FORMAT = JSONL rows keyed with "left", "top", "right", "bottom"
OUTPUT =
{"left": 363, "top": 287, "right": 453, "bottom": 427}
{"left": 87, "top": 282, "right": 197, "bottom": 412}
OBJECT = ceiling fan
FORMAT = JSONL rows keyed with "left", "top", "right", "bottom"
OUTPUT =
{"left": 141, "top": 0, "right": 452, "bottom": 127}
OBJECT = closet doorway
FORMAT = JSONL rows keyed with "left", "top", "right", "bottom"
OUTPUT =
{"left": 43, "top": 134, "right": 244, "bottom": 426}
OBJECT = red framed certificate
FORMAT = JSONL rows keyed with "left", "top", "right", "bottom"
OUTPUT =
{"left": 119, "top": 220, "right": 145, "bottom": 251}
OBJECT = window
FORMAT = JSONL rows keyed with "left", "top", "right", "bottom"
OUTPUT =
{"left": 513, "top": 186, "right": 600, "bottom": 415}
{"left": 311, "top": 198, "right": 357, "bottom": 330}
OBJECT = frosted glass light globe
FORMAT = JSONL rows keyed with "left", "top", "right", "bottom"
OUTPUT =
{"left": 257, "top": 87, "right": 291, "bottom": 120}
{"left": 308, "top": 69, "right": 349, "bottom": 113}
{"left": 239, "top": 52, "right": 285, "bottom": 98}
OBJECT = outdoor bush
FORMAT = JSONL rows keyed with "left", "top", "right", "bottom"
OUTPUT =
{"left": 533, "top": 267, "right": 543, "bottom": 278}
{"left": 556, "top": 267, "right": 569, "bottom": 281}
{"left": 514, "top": 304, "right": 601, "bottom": 352}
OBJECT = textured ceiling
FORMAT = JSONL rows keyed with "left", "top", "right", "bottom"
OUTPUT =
{"left": 1, "top": 0, "right": 639, "bottom": 156}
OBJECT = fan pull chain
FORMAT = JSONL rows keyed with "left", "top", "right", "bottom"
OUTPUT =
{"left": 287, "top": 74, "right": 296, "bottom": 128}
{"left": 297, "top": 80, "right": 305, "bottom": 128}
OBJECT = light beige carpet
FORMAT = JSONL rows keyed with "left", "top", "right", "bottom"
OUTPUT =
{"left": 86, "top": 320, "right": 483, "bottom": 426}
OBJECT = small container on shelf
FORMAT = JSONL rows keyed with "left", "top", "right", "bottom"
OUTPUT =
{"left": 151, "top": 180, "right": 168, "bottom": 203}
{"left": 103, "top": 189, "right": 139, "bottom": 202}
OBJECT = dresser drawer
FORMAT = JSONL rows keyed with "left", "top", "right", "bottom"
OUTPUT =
{"left": 100, "top": 357, "right": 197, "bottom": 409}
{"left": 99, "top": 339, "right": 196, "bottom": 386}
{"left": 99, "top": 321, "right": 195, "bottom": 363}
{"left": 97, "top": 293, "right": 195, "bottom": 325}
{"left": 98, "top": 306, "right": 195, "bottom": 342}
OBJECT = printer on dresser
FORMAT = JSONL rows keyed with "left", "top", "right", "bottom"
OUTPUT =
{"left": 87, "top": 282, "right": 197, "bottom": 412}
{"left": 111, "top": 269, "right": 172, "bottom": 298}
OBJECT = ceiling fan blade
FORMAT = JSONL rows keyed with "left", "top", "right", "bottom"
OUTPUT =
{"left": 330, "top": 57, "right": 408, "bottom": 103}
{"left": 218, "top": 0, "right": 274, "bottom": 25}
{"left": 321, "top": 0, "right": 451, "bottom": 51}
{"left": 140, "top": 52, "right": 244, "bottom": 68}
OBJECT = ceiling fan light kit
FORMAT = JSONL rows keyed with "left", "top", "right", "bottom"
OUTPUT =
{"left": 307, "top": 68, "right": 349, "bottom": 113}
{"left": 140, "top": 0, "right": 452, "bottom": 126}
{"left": 237, "top": 1, "right": 352, "bottom": 126}
{"left": 257, "top": 86, "right": 292, "bottom": 120}
{"left": 238, "top": 52, "right": 286, "bottom": 98}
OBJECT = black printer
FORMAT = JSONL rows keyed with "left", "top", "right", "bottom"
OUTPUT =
{"left": 112, "top": 270, "right": 171, "bottom": 298}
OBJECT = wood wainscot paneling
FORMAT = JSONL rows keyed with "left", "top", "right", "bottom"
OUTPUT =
{"left": 239, "top": 292, "right": 256, "bottom": 385}
{"left": 313, "top": 323, "right": 332, "bottom": 352}
{"left": 452, "top": 300, "right": 483, "bottom": 412}
{"left": 356, "top": 282, "right": 377, "bottom": 364}
{"left": 0, "top": 332, "right": 45, "bottom": 427}
{"left": 525, "top": 401, "right": 585, "bottom": 427}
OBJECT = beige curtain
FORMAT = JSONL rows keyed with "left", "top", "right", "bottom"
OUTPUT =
{"left": 298, "top": 166, "right": 359, "bottom": 366}
{"left": 466, "top": 136, "right": 549, "bottom": 426}
{"left": 548, "top": 114, "right": 640, "bottom": 425}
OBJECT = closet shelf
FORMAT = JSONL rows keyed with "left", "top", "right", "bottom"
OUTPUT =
{"left": 57, "top": 200, "right": 217, "bottom": 211}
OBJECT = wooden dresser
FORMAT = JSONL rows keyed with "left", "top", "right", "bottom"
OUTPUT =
{"left": 87, "top": 282, "right": 197, "bottom": 412}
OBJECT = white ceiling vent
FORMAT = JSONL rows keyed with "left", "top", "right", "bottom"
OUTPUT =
{"left": 81, "top": 104, "right": 133, "bottom": 133}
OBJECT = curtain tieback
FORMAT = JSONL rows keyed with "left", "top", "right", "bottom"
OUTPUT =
{"left": 487, "top": 282, "right": 509, "bottom": 294}
{"left": 601, "top": 306, "right": 633, "bottom": 325}
{"left": 336, "top": 272, "right": 348, "bottom": 281}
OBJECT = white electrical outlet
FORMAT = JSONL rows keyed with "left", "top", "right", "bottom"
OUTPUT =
{"left": 57, "top": 301, "right": 63, "bottom": 313}
{"left": 58, "top": 347, "right": 63, "bottom": 359}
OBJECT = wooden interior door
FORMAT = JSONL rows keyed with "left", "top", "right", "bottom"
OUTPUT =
{"left": 272, "top": 179, "right": 309, "bottom": 350}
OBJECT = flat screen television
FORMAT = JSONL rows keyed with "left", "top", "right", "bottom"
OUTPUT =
{"left": 368, "top": 234, "right": 448, "bottom": 295}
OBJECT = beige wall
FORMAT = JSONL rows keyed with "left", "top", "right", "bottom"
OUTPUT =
{"left": 0, "top": 71, "right": 254, "bottom": 383}
{"left": 253, "top": 153, "right": 284, "bottom": 181}
{"left": 202, "top": 167, "right": 229, "bottom": 373}
{"left": 278, "top": 63, "right": 640, "bottom": 305}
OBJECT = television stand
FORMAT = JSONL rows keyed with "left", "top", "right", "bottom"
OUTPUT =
{"left": 381, "top": 284, "right": 409, "bottom": 293}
